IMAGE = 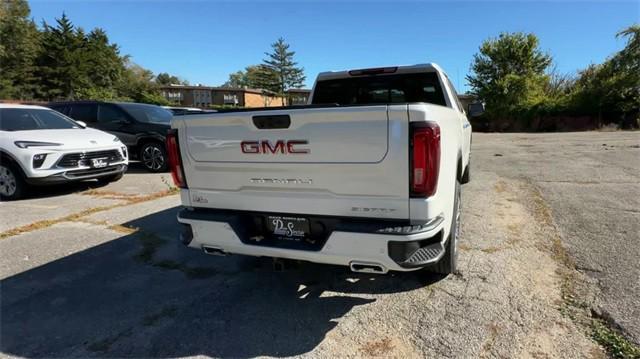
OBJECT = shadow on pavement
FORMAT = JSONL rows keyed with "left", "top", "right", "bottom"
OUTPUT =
{"left": 0, "top": 206, "right": 443, "bottom": 358}
{"left": 125, "top": 161, "right": 168, "bottom": 174}
{"left": 19, "top": 179, "right": 109, "bottom": 200}
{"left": 12, "top": 162, "right": 162, "bottom": 201}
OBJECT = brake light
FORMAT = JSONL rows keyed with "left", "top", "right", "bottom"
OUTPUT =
{"left": 166, "top": 129, "right": 187, "bottom": 188}
{"left": 348, "top": 67, "right": 398, "bottom": 76}
{"left": 410, "top": 122, "right": 440, "bottom": 197}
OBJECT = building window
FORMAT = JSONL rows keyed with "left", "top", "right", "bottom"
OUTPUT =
{"left": 223, "top": 94, "right": 239, "bottom": 105}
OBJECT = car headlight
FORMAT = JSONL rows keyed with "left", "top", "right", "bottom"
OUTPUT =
{"left": 14, "top": 141, "right": 62, "bottom": 149}
{"left": 113, "top": 136, "right": 121, "bottom": 142}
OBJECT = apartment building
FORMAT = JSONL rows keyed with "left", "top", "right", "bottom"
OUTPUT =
{"left": 159, "top": 85, "right": 284, "bottom": 108}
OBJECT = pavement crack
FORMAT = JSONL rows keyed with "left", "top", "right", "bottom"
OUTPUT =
{"left": 0, "top": 189, "right": 178, "bottom": 240}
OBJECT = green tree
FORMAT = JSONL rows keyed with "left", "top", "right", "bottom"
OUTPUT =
{"left": 0, "top": 0, "right": 41, "bottom": 99}
{"left": 572, "top": 24, "right": 640, "bottom": 127}
{"left": 85, "top": 28, "right": 125, "bottom": 90}
{"left": 467, "top": 32, "right": 552, "bottom": 123}
{"left": 262, "top": 37, "right": 305, "bottom": 95}
{"left": 35, "top": 13, "right": 90, "bottom": 100}
{"left": 222, "top": 65, "right": 279, "bottom": 92}
{"left": 223, "top": 70, "right": 247, "bottom": 87}
{"left": 116, "top": 60, "right": 169, "bottom": 105}
{"left": 156, "top": 72, "right": 187, "bottom": 85}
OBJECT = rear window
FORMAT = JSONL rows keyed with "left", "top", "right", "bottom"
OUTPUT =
{"left": 0, "top": 108, "right": 81, "bottom": 131}
{"left": 311, "top": 72, "right": 447, "bottom": 106}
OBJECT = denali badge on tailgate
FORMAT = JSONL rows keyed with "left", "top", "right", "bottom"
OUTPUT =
{"left": 241, "top": 140, "right": 309, "bottom": 154}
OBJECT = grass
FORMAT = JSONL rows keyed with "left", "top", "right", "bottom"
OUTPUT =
{"left": 0, "top": 188, "right": 177, "bottom": 240}
{"left": 480, "top": 246, "right": 503, "bottom": 254}
{"left": 591, "top": 320, "right": 640, "bottom": 359}
{"left": 481, "top": 322, "right": 501, "bottom": 355}
{"left": 527, "top": 182, "right": 640, "bottom": 358}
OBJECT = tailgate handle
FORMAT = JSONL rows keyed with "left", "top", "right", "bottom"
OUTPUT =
{"left": 252, "top": 115, "right": 291, "bottom": 129}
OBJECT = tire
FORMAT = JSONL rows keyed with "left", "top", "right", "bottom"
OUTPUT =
{"left": 97, "top": 172, "right": 124, "bottom": 184}
{"left": 139, "top": 142, "right": 168, "bottom": 172}
{"left": 461, "top": 161, "right": 471, "bottom": 184}
{"left": 430, "top": 179, "right": 461, "bottom": 275}
{"left": 0, "top": 162, "right": 26, "bottom": 201}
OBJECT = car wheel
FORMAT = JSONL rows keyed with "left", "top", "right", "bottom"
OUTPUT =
{"left": 0, "top": 163, "right": 25, "bottom": 201}
{"left": 140, "top": 142, "right": 168, "bottom": 172}
{"left": 430, "top": 179, "right": 461, "bottom": 275}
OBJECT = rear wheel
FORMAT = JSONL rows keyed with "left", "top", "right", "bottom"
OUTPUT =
{"left": 430, "top": 179, "right": 461, "bottom": 275}
{"left": 139, "top": 142, "right": 167, "bottom": 172}
{"left": 0, "top": 163, "right": 25, "bottom": 201}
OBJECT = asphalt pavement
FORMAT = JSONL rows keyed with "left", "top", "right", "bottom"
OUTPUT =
{"left": 0, "top": 132, "right": 638, "bottom": 358}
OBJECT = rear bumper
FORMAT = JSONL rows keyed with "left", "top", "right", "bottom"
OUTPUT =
{"left": 25, "top": 164, "right": 127, "bottom": 185}
{"left": 177, "top": 208, "right": 448, "bottom": 272}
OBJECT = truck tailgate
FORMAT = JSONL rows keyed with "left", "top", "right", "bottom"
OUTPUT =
{"left": 174, "top": 105, "right": 410, "bottom": 219}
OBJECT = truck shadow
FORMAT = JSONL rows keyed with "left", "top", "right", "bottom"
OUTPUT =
{"left": 0, "top": 206, "right": 443, "bottom": 358}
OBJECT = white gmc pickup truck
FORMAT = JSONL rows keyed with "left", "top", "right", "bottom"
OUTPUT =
{"left": 170, "top": 63, "right": 481, "bottom": 275}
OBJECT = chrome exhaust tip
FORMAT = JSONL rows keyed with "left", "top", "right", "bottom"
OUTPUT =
{"left": 202, "top": 246, "right": 228, "bottom": 256}
{"left": 349, "top": 261, "right": 388, "bottom": 274}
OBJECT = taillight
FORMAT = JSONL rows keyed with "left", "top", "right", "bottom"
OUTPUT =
{"left": 410, "top": 122, "right": 440, "bottom": 197}
{"left": 166, "top": 129, "right": 187, "bottom": 188}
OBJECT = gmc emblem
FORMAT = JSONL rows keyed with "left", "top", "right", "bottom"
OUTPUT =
{"left": 241, "top": 140, "right": 310, "bottom": 154}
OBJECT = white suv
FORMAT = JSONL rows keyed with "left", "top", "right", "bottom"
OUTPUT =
{"left": 0, "top": 104, "right": 129, "bottom": 200}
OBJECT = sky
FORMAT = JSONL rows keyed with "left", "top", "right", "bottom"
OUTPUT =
{"left": 28, "top": 0, "right": 639, "bottom": 92}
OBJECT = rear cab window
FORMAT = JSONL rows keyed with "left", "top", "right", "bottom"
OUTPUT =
{"left": 311, "top": 72, "right": 447, "bottom": 106}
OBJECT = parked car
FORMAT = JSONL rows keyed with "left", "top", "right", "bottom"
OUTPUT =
{"left": 0, "top": 104, "right": 128, "bottom": 200}
{"left": 162, "top": 106, "right": 216, "bottom": 116}
{"left": 48, "top": 101, "right": 172, "bottom": 172}
{"left": 170, "top": 63, "right": 481, "bottom": 275}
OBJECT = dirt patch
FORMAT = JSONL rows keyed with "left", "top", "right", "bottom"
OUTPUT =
{"left": 360, "top": 337, "right": 394, "bottom": 357}
{"left": 0, "top": 189, "right": 177, "bottom": 240}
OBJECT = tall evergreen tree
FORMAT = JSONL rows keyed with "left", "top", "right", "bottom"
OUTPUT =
{"left": 262, "top": 38, "right": 305, "bottom": 96}
{"left": 0, "top": 0, "right": 41, "bottom": 99}
{"left": 35, "top": 13, "right": 89, "bottom": 99}
{"left": 86, "top": 28, "right": 125, "bottom": 89}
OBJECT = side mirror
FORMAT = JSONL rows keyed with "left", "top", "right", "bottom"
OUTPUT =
{"left": 75, "top": 120, "right": 87, "bottom": 128}
{"left": 468, "top": 102, "right": 485, "bottom": 118}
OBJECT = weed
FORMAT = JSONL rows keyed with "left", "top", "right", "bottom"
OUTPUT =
{"left": 591, "top": 320, "right": 640, "bottom": 359}
{"left": 0, "top": 188, "right": 178, "bottom": 240}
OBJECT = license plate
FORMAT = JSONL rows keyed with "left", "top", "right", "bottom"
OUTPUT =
{"left": 90, "top": 158, "right": 108, "bottom": 168}
{"left": 266, "top": 216, "right": 309, "bottom": 239}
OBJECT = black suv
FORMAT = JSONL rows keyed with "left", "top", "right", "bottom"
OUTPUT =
{"left": 48, "top": 101, "right": 172, "bottom": 172}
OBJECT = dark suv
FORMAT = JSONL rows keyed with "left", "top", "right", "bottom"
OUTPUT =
{"left": 48, "top": 101, "right": 172, "bottom": 172}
